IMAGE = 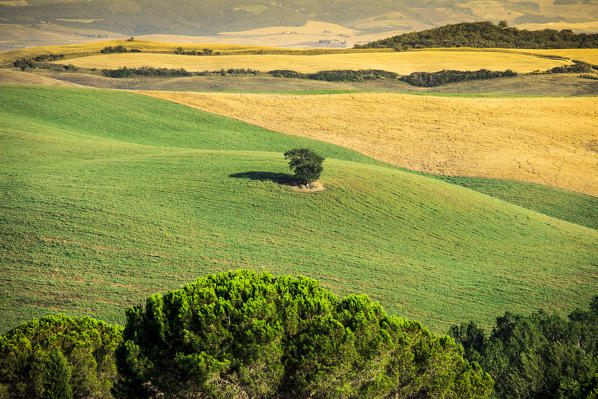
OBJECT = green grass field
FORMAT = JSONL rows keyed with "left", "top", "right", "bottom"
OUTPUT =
{"left": 1, "top": 85, "right": 597, "bottom": 335}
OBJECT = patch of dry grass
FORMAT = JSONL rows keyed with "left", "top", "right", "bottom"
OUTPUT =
{"left": 0, "top": 69, "right": 81, "bottom": 86}
{"left": 142, "top": 91, "right": 598, "bottom": 196}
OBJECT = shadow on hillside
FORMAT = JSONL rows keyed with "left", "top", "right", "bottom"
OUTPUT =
{"left": 229, "top": 171, "right": 297, "bottom": 185}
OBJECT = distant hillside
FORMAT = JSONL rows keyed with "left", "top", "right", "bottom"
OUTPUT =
{"left": 358, "top": 21, "right": 598, "bottom": 49}
{"left": 1, "top": 0, "right": 598, "bottom": 37}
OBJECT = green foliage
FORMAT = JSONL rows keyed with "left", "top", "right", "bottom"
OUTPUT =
{"left": 547, "top": 62, "right": 595, "bottom": 74}
{"left": 102, "top": 66, "right": 192, "bottom": 78}
{"left": 114, "top": 270, "right": 493, "bottom": 398}
{"left": 0, "top": 314, "right": 122, "bottom": 399}
{"left": 42, "top": 349, "right": 72, "bottom": 399}
{"left": 359, "top": 21, "right": 598, "bottom": 49}
{"left": 269, "top": 69, "right": 400, "bottom": 82}
{"left": 174, "top": 47, "right": 214, "bottom": 55}
{"left": 449, "top": 297, "right": 598, "bottom": 398}
{"left": 400, "top": 69, "right": 517, "bottom": 87}
{"left": 284, "top": 148, "right": 325, "bottom": 185}
{"left": 100, "top": 45, "right": 130, "bottom": 54}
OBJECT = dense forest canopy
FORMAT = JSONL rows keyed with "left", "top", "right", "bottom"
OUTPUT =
{"left": 1, "top": 271, "right": 596, "bottom": 398}
{"left": 115, "top": 270, "right": 493, "bottom": 398}
{"left": 0, "top": 270, "right": 494, "bottom": 399}
{"left": 358, "top": 21, "right": 598, "bottom": 49}
{"left": 450, "top": 297, "right": 598, "bottom": 398}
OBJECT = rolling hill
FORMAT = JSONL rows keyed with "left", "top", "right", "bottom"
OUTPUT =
{"left": 140, "top": 91, "right": 598, "bottom": 197}
{"left": 1, "top": 85, "right": 596, "bottom": 336}
{"left": 1, "top": 0, "right": 598, "bottom": 37}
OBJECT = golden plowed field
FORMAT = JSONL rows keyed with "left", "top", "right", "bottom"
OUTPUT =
{"left": 142, "top": 91, "right": 598, "bottom": 196}
{"left": 64, "top": 50, "right": 572, "bottom": 74}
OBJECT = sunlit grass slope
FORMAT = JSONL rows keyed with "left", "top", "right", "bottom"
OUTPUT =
{"left": 1, "top": 86, "right": 596, "bottom": 335}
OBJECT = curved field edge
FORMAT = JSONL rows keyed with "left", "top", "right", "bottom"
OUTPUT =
{"left": 55, "top": 51, "right": 572, "bottom": 75}
{"left": 141, "top": 91, "right": 598, "bottom": 198}
{"left": 432, "top": 176, "right": 598, "bottom": 231}
{"left": 1, "top": 85, "right": 596, "bottom": 336}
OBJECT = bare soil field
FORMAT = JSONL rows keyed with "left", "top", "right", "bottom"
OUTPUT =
{"left": 141, "top": 91, "right": 598, "bottom": 196}
{"left": 61, "top": 50, "right": 572, "bottom": 74}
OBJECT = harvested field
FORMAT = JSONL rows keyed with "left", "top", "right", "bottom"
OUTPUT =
{"left": 142, "top": 91, "right": 598, "bottom": 196}
{"left": 514, "top": 49, "right": 598, "bottom": 65}
{"left": 0, "top": 69, "right": 82, "bottom": 86}
{"left": 61, "top": 50, "right": 572, "bottom": 74}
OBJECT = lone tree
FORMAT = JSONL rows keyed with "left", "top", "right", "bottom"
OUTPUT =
{"left": 284, "top": 148, "right": 324, "bottom": 187}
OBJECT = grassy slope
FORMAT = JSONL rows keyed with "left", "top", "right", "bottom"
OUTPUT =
{"left": 1, "top": 86, "right": 597, "bottom": 335}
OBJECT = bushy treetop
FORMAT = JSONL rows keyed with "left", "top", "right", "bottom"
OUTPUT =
{"left": 284, "top": 148, "right": 325, "bottom": 186}
{"left": 115, "top": 270, "right": 493, "bottom": 398}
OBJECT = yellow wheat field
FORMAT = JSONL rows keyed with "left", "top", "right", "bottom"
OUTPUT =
{"left": 512, "top": 49, "right": 598, "bottom": 65}
{"left": 141, "top": 91, "right": 598, "bottom": 197}
{"left": 62, "top": 50, "right": 572, "bottom": 74}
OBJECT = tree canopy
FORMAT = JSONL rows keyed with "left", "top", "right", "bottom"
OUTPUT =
{"left": 449, "top": 296, "right": 598, "bottom": 398}
{"left": 114, "top": 270, "right": 493, "bottom": 398}
{"left": 284, "top": 148, "right": 325, "bottom": 186}
{"left": 0, "top": 314, "right": 122, "bottom": 399}
{"left": 358, "top": 21, "right": 598, "bottom": 49}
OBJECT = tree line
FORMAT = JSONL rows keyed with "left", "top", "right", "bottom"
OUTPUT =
{"left": 100, "top": 45, "right": 141, "bottom": 54}
{"left": 1, "top": 270, "right": 492, "bottom": 399}
{"left": 356, "top": 21, "right": 598, "bottom": 50}
{"left": 1, "top": 269, "right": 597, "bottom": 398}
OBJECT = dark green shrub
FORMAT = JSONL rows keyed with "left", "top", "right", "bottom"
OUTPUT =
{"left": 114, "top": 270, "right": 493, "bottom": 398}
{"left": 400, "top": 69, "right": 517, "bottom": 87}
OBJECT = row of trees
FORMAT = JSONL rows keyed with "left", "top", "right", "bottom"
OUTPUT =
{"left": 102, "top": 66, "right": 192, "bottom": 78}
{"left": 357, "top": 21, "right": 598, "bottom": 49}
{"left": 100, "top": 46, "right": 141, "bottom": 54}
{"left": 399, "top": 69, "right": 518, "bottom": 87}
{"left": 174, "top": 47, "right": 215, "bottom": 56}
{"left": 2, "top": 269, "right": 596, "bottom": 398}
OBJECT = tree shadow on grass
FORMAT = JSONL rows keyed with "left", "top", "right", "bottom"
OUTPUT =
{"left": 229, "top": 171, "right": 298, "bottom": 185}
